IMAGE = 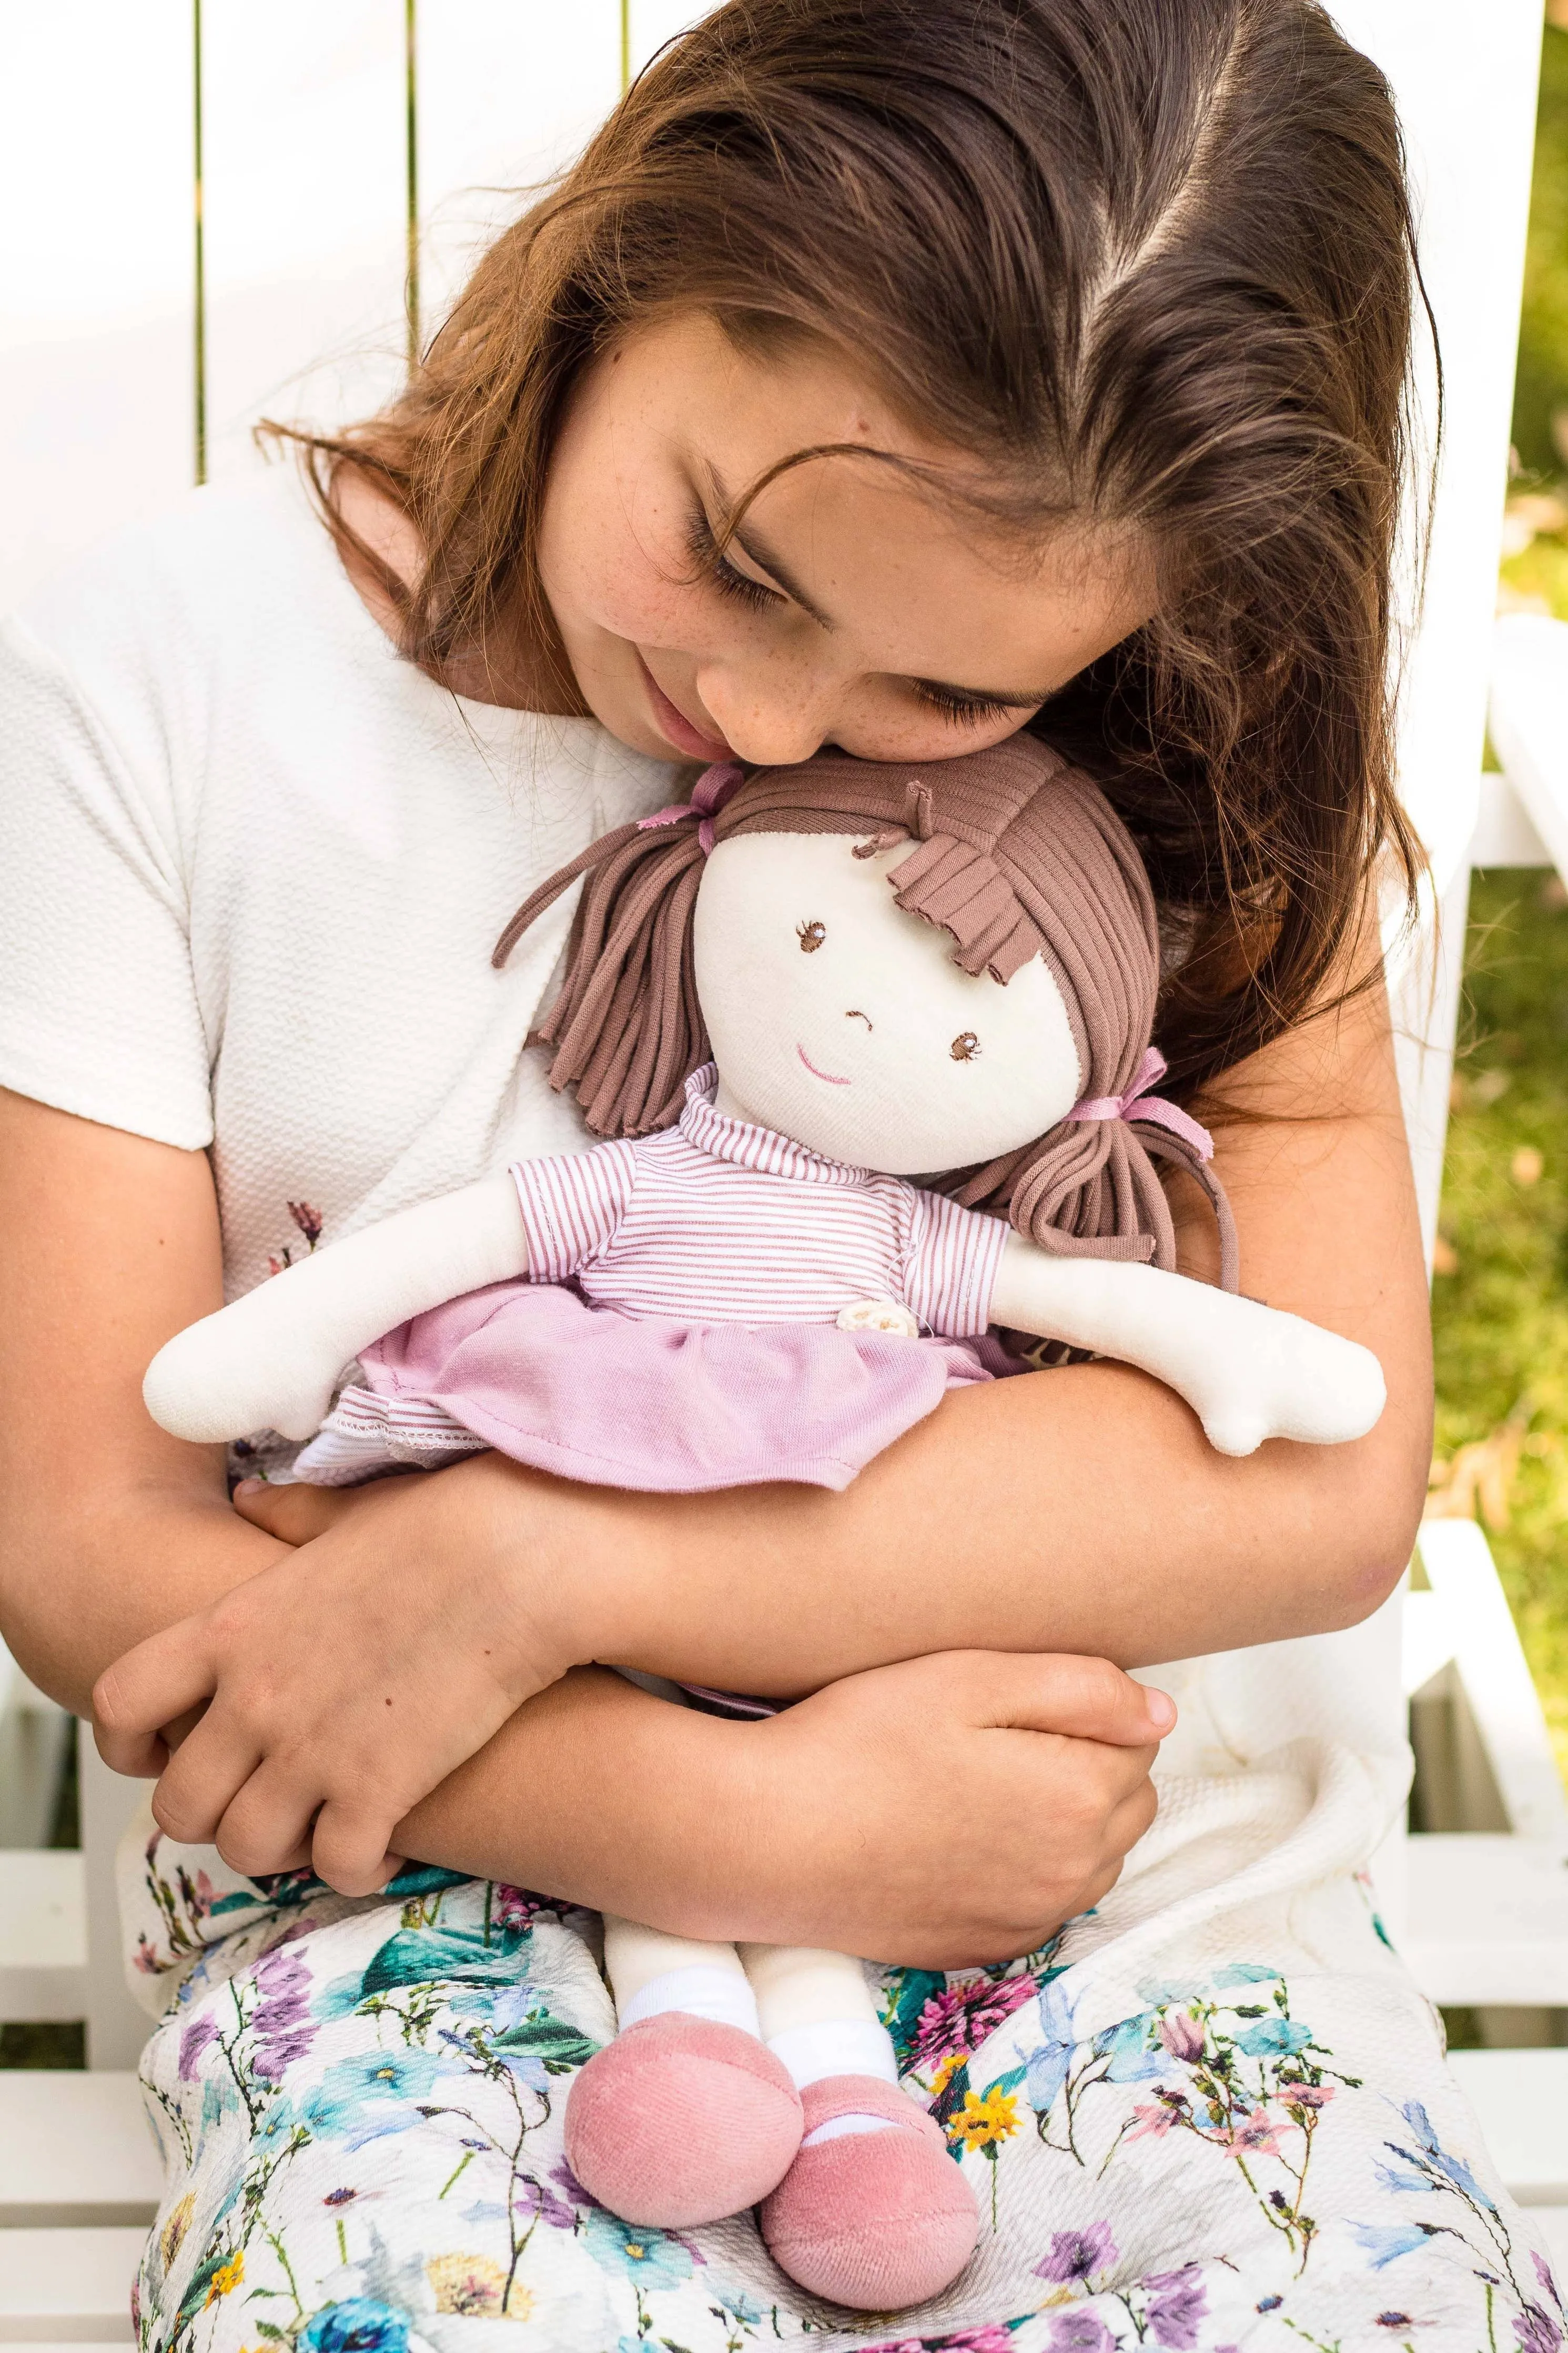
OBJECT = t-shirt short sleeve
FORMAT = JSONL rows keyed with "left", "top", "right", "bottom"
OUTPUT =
{"left": 511, "top": 1139, "right": 640, "bottom": 1284}
{"left": 0, "top": 615, "right": 213, "bottom": 1148}
{"left": 904, "top": 1187, "right": 1010, "bottom": 1338}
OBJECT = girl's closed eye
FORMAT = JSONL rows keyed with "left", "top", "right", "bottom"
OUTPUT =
{"left": 685, "top": 503, "right": 782, "bottom": 617}
{"left": 910, "top": 681, "right": 1023, "bottom": 731}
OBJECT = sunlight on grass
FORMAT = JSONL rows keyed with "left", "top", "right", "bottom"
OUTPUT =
{"left": 1433, "top": 872, "right": 1568, "bottom": 1778}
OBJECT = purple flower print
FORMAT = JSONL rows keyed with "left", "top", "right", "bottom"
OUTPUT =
{"left": 288, "top": 1200, "right": 324, "bottom": 1249}
{"left": 1537, "top": 2252, "right": 1566, "bottom": 2315}
{"left": 1516, "top": 2308, "right": 1563, "bottom": 2353}
{"left": 1048, "top": 2314, "right": 1116, "bottom": 2353}
{"left": 1157, "top": 2009, "right": 1206, "bottom": 2064}
{"left": 1144, "top": 2265, "right": 1209, "bottom": 2350}
{"left": 908, "top": 1974, "right": 1037, "bottom": 2069}
{"left": 177, "top": 2012, "right": 218, "bottom": 2080}
{"left": 515, "top": 2174, "right": 578, "bottom": 2231}
{"left": 1036, "top": 2221, "right": 1118, "bottom": 2284}
{"left": 251, "top": 1941, "right": 315, "bottom": 2084}
{"left": 868, "top": 2331, "right": 1015, "bottom": 2353}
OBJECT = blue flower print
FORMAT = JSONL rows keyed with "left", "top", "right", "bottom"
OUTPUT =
{"left": 301, "top": 2049, "right": 451, "bottom": 2148}
{"left": 1235, "top": 2017, "right": 1314, "bottom": 2061}
{"left": 1351, "top": 2221, "right": 1438, "bottom": 2269}
{"left": 299, "top": 2298, "right": 411, "bottom": 2353}
{"left": 582, "top": 2206, "right": 698, "bottom": 2288}
{"left": 1095, "top": 2013, "right": 1165, "bottom": 2085}
{"left": 1374, "top": 2159, "right": 1438, "bottom": 2196}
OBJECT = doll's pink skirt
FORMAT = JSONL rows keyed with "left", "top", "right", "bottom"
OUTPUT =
{"left": 290, "top": 1277, "right": 1007, "bottom": 1493}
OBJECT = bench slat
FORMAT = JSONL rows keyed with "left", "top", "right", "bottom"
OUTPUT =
{"left": 0, "top": 2076, "right": 159, "bottom": 2227}
{"left": 0, "top": 2227, "right": 141, "bottom": 2341}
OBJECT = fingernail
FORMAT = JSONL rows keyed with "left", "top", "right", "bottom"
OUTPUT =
{"left": 233, "top": 1477, "right": 262, "bottom": 1496}
{"left": 1145, "top": 1688, "right": 1177, "bottom": 1732}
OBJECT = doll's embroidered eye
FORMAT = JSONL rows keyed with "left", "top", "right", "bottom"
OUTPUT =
{"left": 797, "top": 921, "right": 826, "bottom": 953}
{"left": 950, "top": 1031, "right": 980, "bottom": 1062}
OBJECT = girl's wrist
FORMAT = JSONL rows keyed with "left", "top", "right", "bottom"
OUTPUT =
{"left": 459, "top": 1453, "right": 674, "bottom": 1690}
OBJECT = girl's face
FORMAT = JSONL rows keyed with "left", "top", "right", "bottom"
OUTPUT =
{"left": 694, "top": 831, "right": 1081, "bottom": 1171}
{"left": 538, "top": 314, "right": 1156, "bottom": 769}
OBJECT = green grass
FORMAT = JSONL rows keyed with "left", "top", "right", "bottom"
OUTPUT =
{"left": 1434, "top": 871, "right": 1568, "bottom": 1773}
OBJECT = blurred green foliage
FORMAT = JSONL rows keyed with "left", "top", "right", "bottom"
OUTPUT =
{"left": 1437, "top": 874, "right": 1568, "bottom": 1774}
{"left": 1513, "top": 24, "right": 1568, "bottom": 479}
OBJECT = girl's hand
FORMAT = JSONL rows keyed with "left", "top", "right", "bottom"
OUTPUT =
{"left": 91, "top": 1461, "right": 600, "bottom": 1897}
{"left": 386, "top": 1653, "right": 1170, "bottom": 1966}
{"left": 737, "top": 1650, "right": 1168, "bottom": 1966}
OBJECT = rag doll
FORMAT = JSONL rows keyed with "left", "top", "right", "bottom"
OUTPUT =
{"left": 144, "top": 736, "right": 1385, "bottom": 2314}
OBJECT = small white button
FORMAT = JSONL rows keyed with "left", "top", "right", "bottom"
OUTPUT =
{"left": 837, "top": 1298, "right": 919, "bottom": 1338}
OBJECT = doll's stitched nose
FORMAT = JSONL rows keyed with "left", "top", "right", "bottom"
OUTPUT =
{"left": 845, "top": 1009, "right": 874, "bottom": 1031}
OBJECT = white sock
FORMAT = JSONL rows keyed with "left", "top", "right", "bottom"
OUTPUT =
{"left": 618, "top": 1963, "right": 762, "bottom": 2038}
{"left": 766, "top": 2016, "right": 904, "bottom": 2141}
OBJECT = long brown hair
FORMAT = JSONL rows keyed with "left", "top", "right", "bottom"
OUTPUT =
{"left": 494, "top": 736, "right": 1239, "bottom": 1289}
{"left": 274, "top": 0, "right": 1427, "bottom": 1098}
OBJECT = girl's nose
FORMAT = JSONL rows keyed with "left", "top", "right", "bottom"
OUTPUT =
{"left": 695, "top": 665, "right": 834, "bottom": 768}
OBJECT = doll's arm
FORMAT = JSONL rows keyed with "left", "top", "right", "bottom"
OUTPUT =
{"left": 988, "top": 1232, "right": 1385, "bottom": 1457}
{"left": 143, "top": 1175, "right": 528, "bottom": 1444}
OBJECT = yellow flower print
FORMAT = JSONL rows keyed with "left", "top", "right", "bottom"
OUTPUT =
{"left": 158, "top": 2191, "right": 196, "bottom": 2270}
{"left": 426, "top": 2252, "right": 525, "bottom": 2318}
{"left": 928, "top": 2052, "right": 964, "bottom": 2096}
{"left": 954, "top": 2086, "right": 1019, "bottom": 2150}
{"left": 205, "top": 2250, "right": 245, "bottom": 2305}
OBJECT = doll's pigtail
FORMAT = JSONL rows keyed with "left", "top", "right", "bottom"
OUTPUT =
{"left": 493, "top": 820, "right": 710, "bottom": 1136}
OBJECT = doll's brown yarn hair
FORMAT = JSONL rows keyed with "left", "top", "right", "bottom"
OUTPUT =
{"left": 495, "top": 736, "right": 1237, "bottom": 1287}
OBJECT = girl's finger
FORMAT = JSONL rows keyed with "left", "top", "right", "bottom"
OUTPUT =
{"left": 92, "top": 1722, "right": 170, "bottom": 1779}
{"left": 213, "top": 1759, "right": 323, "bottom": 1882}
{"left": 310, "top": 1799, "right": 403, "bottom": 1900}
{"left": 231, "top": 1480, "right": 354, "bottom": 1544}
{"left": 92, "top": 1625, "right": 218, "bottom": 1759}
{"left": 967, "top": 1650, "right": 1175, "bottom": 1746}
{"left": 148, "top": 1715, "right": 265, "bottom": 1848}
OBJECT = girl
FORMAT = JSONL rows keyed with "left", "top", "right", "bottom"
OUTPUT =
{"left": 0, "top": 2, "right": 1534, "bottom": 2346}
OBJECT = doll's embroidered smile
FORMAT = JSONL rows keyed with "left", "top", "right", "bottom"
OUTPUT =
{"left": 797, "top": 1044, "right": 852, "bottom": 1085}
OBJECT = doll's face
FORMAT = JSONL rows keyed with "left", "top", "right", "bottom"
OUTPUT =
{"left": 694, "top": 832, "right": 1082, "bottom": 1172}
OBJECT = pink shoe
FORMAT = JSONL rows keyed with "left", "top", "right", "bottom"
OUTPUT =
{"left": 563, "top": 2014, "right": 804, "bottom": 2228}
{"left": 760, "top": 2074, "right": 979, "bottom": 2310}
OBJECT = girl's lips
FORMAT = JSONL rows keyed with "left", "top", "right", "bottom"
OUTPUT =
{"left": 797, "top": 1043, "right": 851, "bottom": 1085}
{"left": 638, "top": 657, "right": 733, "bottom": 761}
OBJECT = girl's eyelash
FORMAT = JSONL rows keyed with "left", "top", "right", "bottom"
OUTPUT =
{"left": 910, "top": 680, "right": 1016, "bottom": 729}
{"left": 684, "top": 506, "right": 782, "bottom": 616}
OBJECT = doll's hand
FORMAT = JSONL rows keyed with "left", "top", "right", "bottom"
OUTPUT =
{"left": 991, "top": 1238, "right": 1385, "bottom": 1460}
{"left": 1177, "top": 1295, "right": 1386, "bottom": 1457}
{"left": 143, "top": 1291, "right": 345, "bottom": 1444}
{"left": 746, "top": 1651, "right": 1168, "bottom": 1966}
{"left": 91, "top": 1459, "right": 598, "bottom": 1897}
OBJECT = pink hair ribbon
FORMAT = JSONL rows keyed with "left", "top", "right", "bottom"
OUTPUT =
{"left": 1066, "top": 1044, "right": 1214, "bottom": 1161}
{"left": 636, "top": 761, "right": 746, "bottom": 855}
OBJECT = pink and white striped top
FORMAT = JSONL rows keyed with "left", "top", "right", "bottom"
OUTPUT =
{"left": 510, "top": 1064, "right": 1007, "bottom": 1339}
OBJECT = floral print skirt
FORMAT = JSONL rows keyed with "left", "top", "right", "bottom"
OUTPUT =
{"left": 124, "top": 1825, "right": 1563, "bottom": 2353}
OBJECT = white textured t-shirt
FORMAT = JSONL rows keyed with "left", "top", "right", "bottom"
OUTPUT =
{"left": 0, "top": 466, "right": 681, "bottom": 1305}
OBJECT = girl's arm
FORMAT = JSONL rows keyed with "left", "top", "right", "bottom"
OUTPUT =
{"left": 0, "top": 1085, "right": 1160, "bottom": 1956}
{"left": 234, "top": 956, "right": 1430, "bottom": 1700}
{"left": 97, "top": 959, "right": 1427, "bottom": 1893}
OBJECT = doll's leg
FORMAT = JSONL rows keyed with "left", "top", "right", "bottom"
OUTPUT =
{"left": 742, "top": 1944, "right": 979, "bottom": 2312}
{"left": 561, "top": 1916, "right": 803, "bottom": 2229}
